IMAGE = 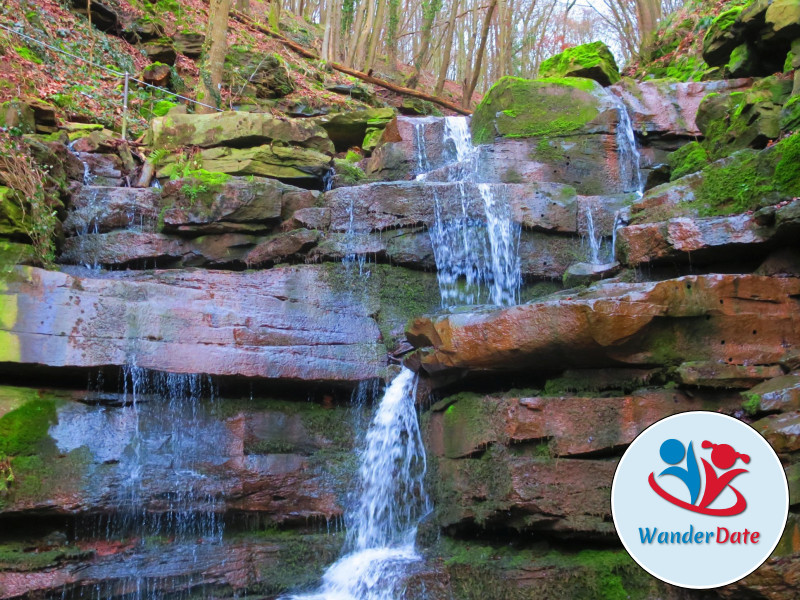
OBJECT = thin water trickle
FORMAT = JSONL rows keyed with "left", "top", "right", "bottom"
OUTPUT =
{"left": 612, "top": 96, "right": 644, "bottom": 196}
{"left": 284, "top": 368, "right": 430, "bottom": 600}
{"left": 52, "top": 364, "right": 225, "bottom": 600}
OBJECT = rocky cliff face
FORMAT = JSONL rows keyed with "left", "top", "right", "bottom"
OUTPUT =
{"left": 2, "top": 62, "right": 800, "bottom": 600}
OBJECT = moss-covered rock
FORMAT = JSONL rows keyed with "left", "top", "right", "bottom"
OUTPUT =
{"left": 726, "top": 42, "right": 757, "bottom": 77}
{"left": 471, "top": 76, "right": 617, "bottom": 145}
{"left": 157, "top": 144, "right": 333, "bottom": 185}
{"left": 697, "top": 78, "right": 792, "bottom": 160}
{"left": 766, "top": 0, "right": 800, "bottom": 40}
{"left": 539, "top": 41, "right": 621, "bottom": 86}
{"left": 667, "top": 141, "right": 709, "bottom": 181}
{"left": 0, "top": 101, "right": 35, "bottom": 133}
{"left": 782, "top": 95, "right": 800, "bottom": 130}
{"left": 702, "top": 7, "right": 746, "bottom": 66}
{"left": 0, "top": 187, "right": 29, "bottom": 240}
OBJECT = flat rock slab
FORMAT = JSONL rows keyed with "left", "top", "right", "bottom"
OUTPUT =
{"left": 618, "top": 200, "right": 800, "bottom": 266}
{"left": 0, "top": 265, "right": 386, "bottom": 383}
{"left": 435, "top": 451, "right": 617, "bottom": 536}
{"left": 407, "top": 274, "right": 800, "bottom": 378}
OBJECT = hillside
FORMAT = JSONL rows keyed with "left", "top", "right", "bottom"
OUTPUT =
{"left": 0, "top": 0, "right": 470, "bottom": 138}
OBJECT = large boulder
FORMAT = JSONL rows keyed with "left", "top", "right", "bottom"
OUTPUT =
{"left": 617, "top": 200, "right": 800, "bottom": 266}
{"left": 156, "top": 145, "right": 332, "bottom": 187}
{"left": 539, "top": 41, "right": 621, "bottom": 87}
{"left": 471, "top": 76, "right": 618, "bottom": 145}
{"left": 159, "top": 176, "right": 318, "bottom": 233}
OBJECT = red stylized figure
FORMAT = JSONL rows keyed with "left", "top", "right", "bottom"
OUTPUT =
{"left": 648, "top": 439, "right": 750, "bottom": 516}
{"left": 697, "top": 441, "right": 749, "bottom": 512}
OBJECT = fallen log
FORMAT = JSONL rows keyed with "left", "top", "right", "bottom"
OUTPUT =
{"left": 231, "top": 11, "right": 473, "bottom": 116}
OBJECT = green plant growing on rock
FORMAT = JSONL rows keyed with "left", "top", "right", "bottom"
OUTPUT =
{"left": 742, "top": 392, "right": 761, "bottom": 415}
{"left": 0, "top": 132, "right": 59, "bottom": 266}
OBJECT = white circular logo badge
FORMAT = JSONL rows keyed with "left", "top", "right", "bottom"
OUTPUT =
{"left": 612, "top": 411, "right": 789, "bottom": 589}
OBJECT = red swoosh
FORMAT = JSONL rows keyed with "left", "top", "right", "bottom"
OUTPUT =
{"left": 648, "top": 472, "right": 747, "bottom": 516}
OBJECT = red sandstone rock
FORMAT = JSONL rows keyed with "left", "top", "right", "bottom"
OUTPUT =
{"left": 406, "top": 274, "right": 800, "bottom": 380}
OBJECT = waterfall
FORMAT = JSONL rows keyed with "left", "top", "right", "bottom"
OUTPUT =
{"left": 419, "top": 116, "right": 521, "bottom": 308}
{"left": 285, "top": 367, "right": 430, "bottom": 600}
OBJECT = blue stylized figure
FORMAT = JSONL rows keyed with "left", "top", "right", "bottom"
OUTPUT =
{"left": 658, "top": 439, "right": 701, "bottom": 505}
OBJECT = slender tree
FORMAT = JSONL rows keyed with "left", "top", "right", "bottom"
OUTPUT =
{"left": 196, "top": 0, "right": 233, "bottom": 113}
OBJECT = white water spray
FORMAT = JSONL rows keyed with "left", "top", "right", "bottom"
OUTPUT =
{"left": 285, "top": 368, "right": 430, "bottom": 600}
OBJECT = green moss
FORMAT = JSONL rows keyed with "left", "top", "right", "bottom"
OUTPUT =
{"left": 245, "top": 532, "right": 342, "bottom": 594}
{"left": 332, "top": 158, "right": 365, "bottom": 186}
{"left": 774, "top": 133, "right": 800, "bottom": 196}
{"left": 437, "top": 539, "right": 658, "bottom": 600}
{"left": 782, "top": 96, "right": 800, "bottom": 131}
{"left": 152, "top": 100, "right": 178, "bottom": 117}
{"left": 440, "top": 392, "right": 503, "bottom": 458}
{"left": 691, "top": 149, "right": 772, "bottom": 216}
{"left": 0, "top": 542, "right": 90, "bottom": 571}
{"left": 0, "top": 397, "right": 57, "bottom": 457}
{"left": 667, "top": 141, "right": 709, "bottom": 181}
{"left": 704, "top": 7, "right": 743, "bottom": 41}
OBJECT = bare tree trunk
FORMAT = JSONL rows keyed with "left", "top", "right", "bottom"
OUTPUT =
{"left": 463, "top": 0, "right": 496, "bottom": 108}
{"left": 196, "top": 0, "right": 233, "bottom": 113}
{"left": 434, "top": 0, "right": 460, "bottom": 96}
{"left": 234, "top": 0, "right": 249, "bottom": 14}
{"left": 635, "top": 0, "right": 660, "bottom": 44}
{"left": 353, "top": 0, "right": 377, "bottom": 69}
{"left": 347, "top": 0, "right": 367, "bottom": 65}
{"left": 407, "top": 0, "right": 443, "bottom": 89}
{"left": 365, "top": 0, "right": 387, "bottom": 71}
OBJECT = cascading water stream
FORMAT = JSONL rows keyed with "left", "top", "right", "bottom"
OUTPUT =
{"left": 284, "top": 367, "right": 430, "bottom": 600}
{"left": 418, "top": 116, "right": 521, "bottom": 308}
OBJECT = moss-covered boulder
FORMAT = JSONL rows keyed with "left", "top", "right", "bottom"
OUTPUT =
{"left": 539, "top": 41, "right": 621, "bottom": 87}
{"left": 149, "top": 112, "right": 334, "bottom": 154}
{"left": 0, "top": 187, "right": 29, "bottom": 240}
{"left": 471, "top": 76, "right": 617, "bottom": 145}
